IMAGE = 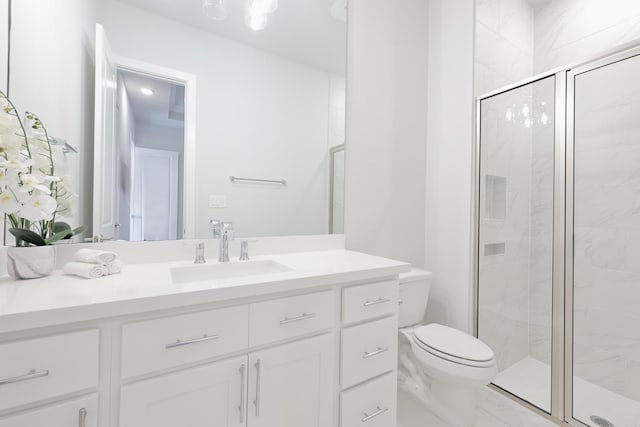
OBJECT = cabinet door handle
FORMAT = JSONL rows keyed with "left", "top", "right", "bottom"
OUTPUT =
{"left": 78, "top": 408, "right": 87, "bottom": 427}
{"left": 239, "top": 364, "right": 246, "bottom": 423}
{"left": 361, "top": 406, "right": 388, "bottom": 422}
{"left": 279, "top": 313, "right": 316, "bottom": 325}
{"left": 0, "top": 369, "right": 49, "bottom": 386}
{"left": 363, "top": 298, "right": 390, "bottom": 307}
{"left": 253, "top": 359, "right": 261, "bottom": 417}
{"left": 165, "top": 334, "right": 220, "bottom": 349}
{"left": 362, "top": 347, "right": 389, "bottom": 359}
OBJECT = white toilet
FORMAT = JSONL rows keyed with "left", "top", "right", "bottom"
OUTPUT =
{"left": 397, "top": 269, "right": 498, "bottom": 427}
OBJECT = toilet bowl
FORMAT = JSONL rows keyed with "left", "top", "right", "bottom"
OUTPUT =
{"left": 398, "top": 269, "right": 497, "bottom": 427}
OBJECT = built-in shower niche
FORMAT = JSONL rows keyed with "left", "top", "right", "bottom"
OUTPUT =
{"left": 485, "top": 174, "right": 507, "bottom": 220}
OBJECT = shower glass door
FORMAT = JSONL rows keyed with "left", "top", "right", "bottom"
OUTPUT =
{"left": 477, "top": 76, "right": 556, "bottom": 413}
{"left": 570, "top": 50, "right": 640, "bottom": 427}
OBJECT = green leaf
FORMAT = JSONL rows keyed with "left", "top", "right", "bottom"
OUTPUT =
{"left": 9, "top": 228, "right": 47, "bottom": 246}
{"left": 70, "top": 225, "right": 88, "bottom": 237}
{"left": 45, "top": 229, "right": 73, "bottom": 245}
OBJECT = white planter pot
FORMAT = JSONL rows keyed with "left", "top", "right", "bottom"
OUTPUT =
{"left": 7, "top": 246, "right": 57, "bottom": 279}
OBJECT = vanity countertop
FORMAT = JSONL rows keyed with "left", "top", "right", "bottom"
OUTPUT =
{"left": 0, "top": 249, "right": 410, "bottom": 334}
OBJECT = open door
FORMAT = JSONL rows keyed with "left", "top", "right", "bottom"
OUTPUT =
{"left": 93, "top": 24, "right": 117, "bottom": 241}
{"left": 131, "top": 148, "right": 179, "bottom": 241}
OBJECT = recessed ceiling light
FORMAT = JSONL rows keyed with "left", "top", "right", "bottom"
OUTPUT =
{"left": 140, "top": 88, "right": 154, "bottom": 96}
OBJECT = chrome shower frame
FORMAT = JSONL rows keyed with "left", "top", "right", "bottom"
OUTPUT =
{"left": 473, "top": 40, "right": 640, "bottom": 427}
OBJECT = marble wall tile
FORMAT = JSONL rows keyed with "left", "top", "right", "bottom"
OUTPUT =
{"left": 534, "top": 0, "right": 640, "bottom": 73}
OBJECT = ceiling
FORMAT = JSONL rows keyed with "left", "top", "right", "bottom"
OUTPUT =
{"left": 116, "top": 0, "right": 347, "bottom": 74}
{"left": 121, "top": 70, "right": 185, "bottom": 129}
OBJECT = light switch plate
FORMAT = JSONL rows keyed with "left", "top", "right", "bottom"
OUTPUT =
{"left": 209, "top": 195, "right": 227, "bottom": 208}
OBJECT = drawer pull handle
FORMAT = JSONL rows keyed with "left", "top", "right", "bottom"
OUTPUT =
{"left": 239, "top": 364, "right": 246, "bottom": 423}
{"left": 363, "top": 298, "right": 390, "bottom": 307}
{"left": 363, "top": 347, "right": 389, "bottom": 359}
{"left": 0, "top": 369, "right": 49, "bottom": 386}
{"left": 361, "top": 406, "right": 389, "bottom": 422}
{"left": 280, "top": 312, "right": 316, "bottom": 325}
{"left": 79, "top": 408, "right": 87, "bottom": 427}
{"left": 165, "top": 334, "right": 220, "bottom": 349}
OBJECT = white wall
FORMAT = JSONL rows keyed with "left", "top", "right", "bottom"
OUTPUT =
{"left": 9, "top": 0, "right": 96, "bottom": 239}
{"left": 99, "top": 0, "right": 334, "bottom": 239}
{"left": 0, "top": 0, "right": 8, "bottom": 94}
{"left": 424, "top": 0, "right": 475, "bottom": 332}
{"left": 344, "top": 0, "right": 428, "bottom": 269}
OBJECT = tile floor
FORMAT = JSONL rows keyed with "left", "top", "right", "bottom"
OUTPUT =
{"left": 398, "top": 386, "right": 560, "bottom": 427}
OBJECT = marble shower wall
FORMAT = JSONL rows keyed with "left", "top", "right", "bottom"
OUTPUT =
{"left": 475, "top": 0, "right": 534, "bottom": 96}
{"left": 573, "top": 54, "right": 640, "bottom": 404}
{"left": 534, "top": 0, "right": 640, "bottom": 73}
{"left": 478, "top": 84, "right": 534, "bottom": 372}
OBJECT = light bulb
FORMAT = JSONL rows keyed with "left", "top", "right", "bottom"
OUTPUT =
{"left": 521, "top": 103, "right": 530, "bottom": 117}
{"left": 540, "top": 112, "right": 549, "bottom": 125}
{"left": 524, "top": 118, "right": 532, "bottom": 128}
{"left": 505, "top": 108, "right": 514, "bottom": 121}
{"left": 203, "top": 0, "right": 228, "bottom": 20}
{"left": 247, "top": 0, "right": 278, "bottom": 15}
{"left": 246, "top": 12, "right": 268, "bottom": 31}
{"left": 140, "top": 88, "right": 154, "bottom": 96}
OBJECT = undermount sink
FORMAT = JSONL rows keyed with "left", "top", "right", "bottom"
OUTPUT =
{"left": 171, "top": 260, "right": 293, "bottom": 284}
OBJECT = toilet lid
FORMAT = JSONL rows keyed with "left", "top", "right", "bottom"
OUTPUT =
{"left": 413, "top": 324, "right": 495, "bottom": 366}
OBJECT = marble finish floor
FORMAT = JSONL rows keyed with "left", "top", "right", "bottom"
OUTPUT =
{"left": 495, "top": 357, "right": 640, "bottom": 427}
{"left": 398, "top": 386, "right": 559, "bottom": 427}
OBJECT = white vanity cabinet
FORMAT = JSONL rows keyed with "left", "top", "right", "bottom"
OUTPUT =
{"left": 0, "top": 251, "right": 408, "bottom": 427}
{"left": 120, "top": 355, "right": 247, "bottom": 427}
{"left": 0, "top": 394, "right": 98, "bottom": 427}
{"left": 247, "top": 334, "right": 334, "bottom": 427}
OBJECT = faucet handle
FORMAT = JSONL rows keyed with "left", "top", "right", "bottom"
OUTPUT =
{"left": 194, "top": 242, "right": 206, "bottom": 264}
{"left": 222, "top": 222, "right": 234, "bottom": 240}
{"left": 239, "top": 240, "right": 258, "bottom": 261}
{"left": 210, "top": 219, "right": 223, "bottom": 238}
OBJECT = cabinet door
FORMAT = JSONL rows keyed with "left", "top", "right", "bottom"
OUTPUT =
{"left": 120, "top": 355, "right": 248, "bottom": 427}
{"left": 248, "top": 334, "right": 334, "bottom": 427}
{"left": 0, "top": 394, "right": 98, "bottom": 427}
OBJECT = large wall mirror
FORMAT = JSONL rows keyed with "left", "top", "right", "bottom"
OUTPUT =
{"left": 1, "top": 0, "right": 347, "bottom": 242}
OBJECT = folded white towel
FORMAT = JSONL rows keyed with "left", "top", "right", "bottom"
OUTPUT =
{"left": 63, "top": 262, "right": 107, "bottom": 279}
{"left": 73, "top": 248, "right": 117, "bottom": 265}
{"left": 106, "top": 259, "right": 123, "bottom": 275}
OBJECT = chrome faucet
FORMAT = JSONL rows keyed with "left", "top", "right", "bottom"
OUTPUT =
{"left": 210, "top": 220, "right": 234, "bottom": 262}
{"left": 194, "top": 242, "right": 206, "bottom": 264}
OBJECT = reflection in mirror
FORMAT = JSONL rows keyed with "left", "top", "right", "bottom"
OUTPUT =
{"left": 7, "top": 0, "right": 347, "bottom": 242}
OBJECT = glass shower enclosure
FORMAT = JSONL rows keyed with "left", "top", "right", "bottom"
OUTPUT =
{"left": 475, "top": 44, "right": 640, "bottom": 427}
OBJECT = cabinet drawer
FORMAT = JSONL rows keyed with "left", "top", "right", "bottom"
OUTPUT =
{"left": 342, "top": 281, "right": 398, "bottom": 324}
{"left": 0, "top": 329, "right": 99, "bottom": 412}
{"left": 340, "top": 373, "right": 397, "bottom": 427}
{"left": 122, "top": 305, "right": 248, "bottom": 378}
{"left": 0, "top": 394, "right": 98, "bottom": 427}
{"left": 249, "top": 291, "right": 334, "bottom": 347}
{"left": 341, "top": 316, "right": 397, "bottom": 388}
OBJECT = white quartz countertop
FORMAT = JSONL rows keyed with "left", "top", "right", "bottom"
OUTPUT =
{"left": 0, "top": 250, "right": 410, "bottom": 334}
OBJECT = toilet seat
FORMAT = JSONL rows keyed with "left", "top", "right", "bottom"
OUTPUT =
{"left": 412, "top": 324, "right": 495, "bottom": 368}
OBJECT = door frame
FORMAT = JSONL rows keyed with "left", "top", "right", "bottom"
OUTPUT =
{"left": 113, "top": 56, "right": 196, "bottom": 239}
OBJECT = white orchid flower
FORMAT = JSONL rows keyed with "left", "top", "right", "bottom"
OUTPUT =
{"left": 0, "top": 157, "right": 33, "bottom": 171}
{"left": 0, "top": 167, "right": 19, "bottom": 187}
{"left": 19, "top": 173, "right": 58, "bottom": 194}
{"left": 0, "top": 192, "right": 21, "bottom": 215}
{"left": 18, "top": 194, "right": 57, "bottom": 221}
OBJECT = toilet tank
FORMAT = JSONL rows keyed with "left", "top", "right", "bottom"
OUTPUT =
{"left": 398, "top": 268, "right": 432, "bottom": 328}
